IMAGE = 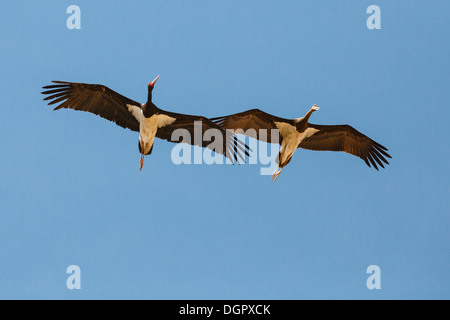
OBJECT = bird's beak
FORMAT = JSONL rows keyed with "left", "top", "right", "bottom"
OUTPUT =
{"left": 148, "top": 75, "right": 160, "bottom": 87}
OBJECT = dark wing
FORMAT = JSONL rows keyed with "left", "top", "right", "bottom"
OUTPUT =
{"left": 41, "top": 81, "right": 141, "bottom": 132}
{"left": 156, "top": 111, "right": 250, "bottom": 164}
{"left": 211, "top": 109, "right": 294, "bottom": 144}
{"left": 298, "top": 124, "right": 391, "bottom": 170}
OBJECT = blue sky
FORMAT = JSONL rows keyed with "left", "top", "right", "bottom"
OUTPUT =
{"left": 0, "top": 0, "right": 449, "bottom": 299}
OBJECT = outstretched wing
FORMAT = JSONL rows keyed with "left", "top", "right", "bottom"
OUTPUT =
{"left": 41, "top": 81, "right": 141, "bottom": 132}
{"left": 211, "top": 109, "right": 294, "bottom": 144}
{"left": 298, "top": 124, "right": 391, "bottom": 170}
{"left": 156, "top": 111, "right": 250, "bottom": 164}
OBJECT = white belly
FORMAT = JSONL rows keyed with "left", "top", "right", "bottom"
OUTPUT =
{"left": 279, "top": 133, "right": 302, "bottom": 166}
{"left": 126, "top": 104, "right": 177, "bottom": 155}
{"left": 140, "top": 115, "right": 158, "bottom": 155}
{"left": 133, "top": 111, "right": 176, "bottom": 155}
{"left": 275, "top": 122, "right": 320, "bottom": 166}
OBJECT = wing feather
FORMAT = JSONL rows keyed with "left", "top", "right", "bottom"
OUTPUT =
{"left": 298, "top": 124, "right": 391, "bottom": 170}
{"left": 41, "top": 81, "right": 140, "bottom": 132}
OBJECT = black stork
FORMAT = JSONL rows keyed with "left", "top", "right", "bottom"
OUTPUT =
{"left": 211, "top": 105, "right": 391, "bottom": 181}
{"left": 41, "top": 76, "right": 249, "bottom": 170}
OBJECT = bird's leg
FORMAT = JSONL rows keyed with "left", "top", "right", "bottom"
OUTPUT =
{"left": 272, "top": 165, "right": 280, "bottom": 181}
{"left": 139, "top": 152, "right": 145, "bottom": 171}
{"left": 272, "top": 167, "right": 283, "bottom": 182}
{"left": 272, "top": 151, "right": 283, "bottom": 181}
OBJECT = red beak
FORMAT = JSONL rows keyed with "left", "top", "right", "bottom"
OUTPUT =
{"left": 148, "top": 75, "right": 160, "bottom": 87}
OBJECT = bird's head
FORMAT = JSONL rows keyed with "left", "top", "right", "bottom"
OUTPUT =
{"left": 148, "top": 75, "right": 159, "bottom": 91}
{"left": 311, "top": 104, "right": 320, "bottom": 111}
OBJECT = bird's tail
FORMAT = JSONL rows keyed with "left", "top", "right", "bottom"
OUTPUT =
{"left": 138, "top": 140, "right": 154, "bottom": 155}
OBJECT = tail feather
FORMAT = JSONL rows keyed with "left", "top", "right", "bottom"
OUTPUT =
{"left": 138, "top": 140, "right": 154, "bottom": 155}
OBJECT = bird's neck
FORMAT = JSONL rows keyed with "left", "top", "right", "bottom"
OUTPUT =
{"left": 295, "top": 109, "right": 315, "bottom": 130}
{"left": 143, "top": 89, "right": 157, "bottom": 117}
{"left": 147, "top": 90, "right": 153, "bottom": 104}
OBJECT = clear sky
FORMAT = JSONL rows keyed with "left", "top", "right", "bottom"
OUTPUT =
{"left": 0, "top": 0, "right": 449, "bottom": 299}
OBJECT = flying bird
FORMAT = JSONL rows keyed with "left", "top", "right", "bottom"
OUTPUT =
{"left": 211, "top": 105, "right": 391, "bottom": 181}
{"left": 41, "top": 76, "right": 249, "bottom": 170}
